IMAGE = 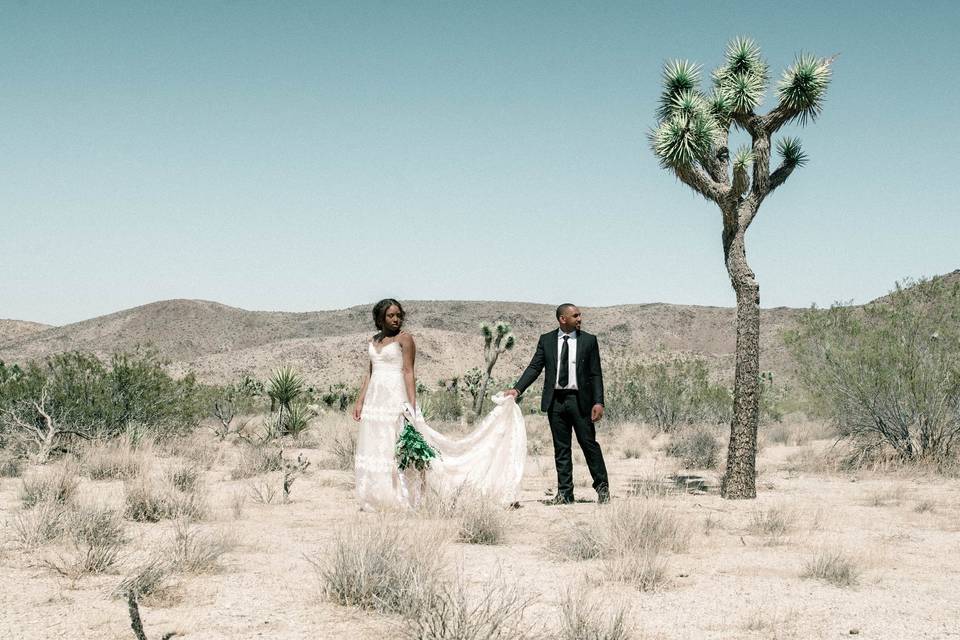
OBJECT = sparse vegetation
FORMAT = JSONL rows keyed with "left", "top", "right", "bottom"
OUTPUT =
{"left": 749, "top": 505, "right": 795, "bottom": 543}
{"left": 230, "top": 444, "right": 282, "bottom": 480}
{"left": 14, "top": 499, "right": 66, "bottom": 548}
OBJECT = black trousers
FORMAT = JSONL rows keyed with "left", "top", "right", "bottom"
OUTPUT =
{"left": 547, "top": 390, "right": 609, "bottom": 498}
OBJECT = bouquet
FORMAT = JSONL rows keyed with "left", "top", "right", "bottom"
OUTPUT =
{"left": 395, "top": 405, "right": 440, "bottom": 471}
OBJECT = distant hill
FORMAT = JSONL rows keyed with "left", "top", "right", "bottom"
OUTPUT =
{"left": 0, "top": 319, "right": 50, "bottom": 346}
{"left": 0, "top": 298, "right": 804, "bottom": 387}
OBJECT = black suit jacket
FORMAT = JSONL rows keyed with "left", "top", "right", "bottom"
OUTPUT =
{"left": 514, "top": 330, "right": 604, "bottom": 417}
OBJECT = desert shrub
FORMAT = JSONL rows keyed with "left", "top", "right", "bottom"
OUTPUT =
{"left": 314, "top": 520, "right": 448, "bottom": 616}
{"left": 20, "top": 462, "right": 80, "bottom": 508}
{"left": 207, "top": 375, "right": 264, "bottom": 439}
{"left": 914, "top": 499, "right": 935, "bottom": 513}
{"left": 557, "top": 584, "right": 631, "bottom": 640}
{"left": 14, "top": 500, "right": 66, "bottom": 548}
{"left": 665, "top": 424, "right": 720, "bottom": 468}
{"left": 123, "top": 474, "right": 207, "bottom": 522}
{"left": 80, "top": 436, "right": 148, "bottom": 480}
{"left": 48, "top": 503, "right": 127, "bottom": 577}
{"left": 230, "top": 444, "right": 282, "bottom": 479}
{"left": 405, "top": 575, "right": 535, "bottom": 640}
{"left": 786, "top": 277, "right": 960, "bottom": 463}
{"left": 605, "top": 548, "right": 669, "bottom": 592}
{"left": 802, "top": 548, "right": 860, "bottom": 587}
{"left": 455, "top": 494, "right": 507, "bottom": 545}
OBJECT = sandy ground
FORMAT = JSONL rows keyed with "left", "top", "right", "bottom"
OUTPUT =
{"left": 2, "top": 418, "right": 959, "bottom": 640}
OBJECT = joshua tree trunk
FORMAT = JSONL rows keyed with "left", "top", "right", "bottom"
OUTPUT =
{"left": 722, "top": 222, "right": 761, "bottom": 498}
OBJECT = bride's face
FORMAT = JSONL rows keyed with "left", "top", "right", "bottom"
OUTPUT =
{"left": 383, "top": 305, "right": 403, "bottom": 333}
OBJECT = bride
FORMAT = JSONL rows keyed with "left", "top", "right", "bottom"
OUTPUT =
{"left": 352, "top": 299, "right": 526, "bottom": 512}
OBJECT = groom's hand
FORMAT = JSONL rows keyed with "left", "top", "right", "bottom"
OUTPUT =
{"left": 591, "top": 404, "right": 604, "bottom": 423}
{"left": 503, "top": 389, "right": 519, "bottom": 398}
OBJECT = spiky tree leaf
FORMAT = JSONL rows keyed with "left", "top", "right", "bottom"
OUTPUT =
{"left": 732, "top": 145, "right": 755, "bottom": 170}
{"left": 707, "top": 90, "right": 733, "bottom": 127}
{"left": 717, "top": 71, "right": 766, "bottom": 114}
{"left": 777, "top": 136, "right": 808, "bottom": 167}
{"left": 777, "top": 54, "right": 831, "bottom": 124}
{"left": 721, "top": 36, "right": 767, "bottom": 78}
{"left": 657, "top": 60, "right": 702, "bottom": 121}
{"left": 268, "top": 367, "right": 304, "bottom": 411}
{"left": 651, "top": 111, "right": 720, "bottom": 169}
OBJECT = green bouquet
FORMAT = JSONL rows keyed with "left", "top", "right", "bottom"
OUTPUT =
{"left": 395, "top": 419, "right": 440, "bottom": 471}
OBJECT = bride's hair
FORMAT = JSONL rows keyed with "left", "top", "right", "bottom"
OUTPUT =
{"left": 372, "top": 298, "right": 405, "bottom": 338}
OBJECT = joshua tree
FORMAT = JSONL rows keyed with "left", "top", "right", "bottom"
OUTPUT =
{"left": 475, "top": 322, "right": 516, "bottom": 415}
{"left": 650, "top": 37, "right": 833, "bottom": 498}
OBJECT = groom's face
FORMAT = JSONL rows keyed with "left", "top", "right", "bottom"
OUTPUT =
{"left": 558, "top": 306, "right": 581, "bottom": 332}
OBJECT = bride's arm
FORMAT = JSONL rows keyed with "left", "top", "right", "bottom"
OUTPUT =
{"left": 353, "top": 359, "right": 372, "bottom": 422}
{"left": 399, "top": 333, "right": 418, "bottom": 412}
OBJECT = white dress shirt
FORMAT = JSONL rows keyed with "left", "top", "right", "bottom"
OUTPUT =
{"left": 555, "top": 329, "right": 578, "bottom": 390}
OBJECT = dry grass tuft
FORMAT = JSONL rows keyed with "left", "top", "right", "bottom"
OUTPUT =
{"left": 123, "top": 474, "right": 208, "bottom": 522}
{"left": 405, "top": 574, "right": 536, "bottom": 640}
{"left": 913, "top": 499, "right": 936, "bottom": 513}
{"left": 80, "top": 436, "right": 148, "bottom": 480}
{"left": 166, "top": 462, "right": 202, "bottom": 493}
{"left": 865, "top": 485, "right": 908, "bottom": 507}
{"left": 802, "top": 548, "right": 861, "bottom": 587}
{"left": 455, "top": 494, "right": 508, "bottom": 545}
{"left": 230, "top": 490, "right": 247, "bottom": 519}
{"left": 46, "top": 502, "right": 127, "bottom": 577}
{"left": 14, "top": 500, "right": 67, "bottom": 548}
{"left": 171, "top": 521, "right": 237, "bottom": 574}
{"left": 553, "top": 499, "right": 687, "bottom": 592}
{"left": 749, "top": 505, "right": 796, "bottom": 544}
{"left": 230, "top": 444, "right": 282, "bottom": 480}
{"left": 20, "top": 462, "right": 80, "bottom": 508}
{"left": 313, "top": 519, "right": 448, "bottom": 616}
{"left": 557, "top": 583, "right": 632, "bottom": 640}
{"left": 114, "top": 556, "right": 177, "bottom": 601}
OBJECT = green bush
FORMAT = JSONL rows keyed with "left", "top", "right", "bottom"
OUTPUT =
{"left": 786, "top": 277, "right": 960, "bottom": 463}
{"left": 1, "top": 348, "right": 204, "bottom": 450}
{"left": 605, "top": 358, "right": 731, "bottom": 428}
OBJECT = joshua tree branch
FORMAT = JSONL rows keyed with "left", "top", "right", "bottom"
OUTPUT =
{"left": 767, "top": 162, "right": 797, "bottom": 198}
{"left": 674, "top": 163, "right": 727, "bottom": 203}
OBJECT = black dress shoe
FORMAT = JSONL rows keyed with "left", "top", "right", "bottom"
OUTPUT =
{"left": 597, "top": 490, "right": 611, "bottom": 504}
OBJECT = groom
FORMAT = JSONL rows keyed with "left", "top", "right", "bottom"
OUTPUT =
{"left": 505, "top": 304, "right": 610, "bottom": 504}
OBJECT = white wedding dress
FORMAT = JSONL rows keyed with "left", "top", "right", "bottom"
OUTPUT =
{"left": 354, "top": 341, "right": 526, "bottom": 512}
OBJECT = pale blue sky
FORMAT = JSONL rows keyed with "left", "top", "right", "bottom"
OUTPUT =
{"left": 3, "top": 1, "right": 958, "bottom": 325}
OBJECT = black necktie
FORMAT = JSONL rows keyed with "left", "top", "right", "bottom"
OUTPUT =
{"left": 558, "top": 336, "right": 569, "bottom": 387}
